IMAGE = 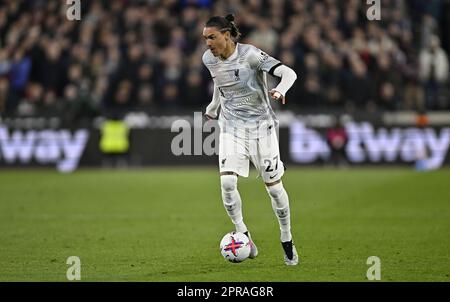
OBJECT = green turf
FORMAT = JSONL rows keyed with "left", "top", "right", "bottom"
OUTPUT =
{"left": 0, "top": 167, "right": 449, "bottom": 281}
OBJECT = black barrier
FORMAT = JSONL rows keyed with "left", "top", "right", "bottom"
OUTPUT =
{"left": 1, "top": 122, "right": 449, "bottom": 171}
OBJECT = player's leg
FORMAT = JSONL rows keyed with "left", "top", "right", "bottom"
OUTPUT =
{"left": 220, "top": 172, "right": 258, "bottom": 259}
{"left": 219, "top": 132, "right": 258, "bottom": 258}
{"left": 265, "top": 179, "right": 298, "bottom": 266}
{"left": 255, "top": 130, "right": 298, "bottom": 265}
{"left": 220, "top": 172, "right": 247, "bottom": 233}
{"left": 265, "top": 179, "right": 292, "bottom": 242}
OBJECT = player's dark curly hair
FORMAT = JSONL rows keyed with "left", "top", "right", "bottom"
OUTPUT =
{"left": 205, "top": 14, "right": 241, "bottom": 40}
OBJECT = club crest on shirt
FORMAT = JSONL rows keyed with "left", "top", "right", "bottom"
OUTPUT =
{"left": 234, "top": 69, "right": 240, "bottom": 81}
{"left": 259, "top": 51, "right": 269, "bottom": 63}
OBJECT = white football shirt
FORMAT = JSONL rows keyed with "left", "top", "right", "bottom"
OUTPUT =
{"left": 202, "top": 43, "right": 282, "bottom": 139}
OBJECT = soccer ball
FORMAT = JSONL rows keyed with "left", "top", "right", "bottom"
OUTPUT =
{"left": 219, "top": 231, "right": 251, "bottom": 263}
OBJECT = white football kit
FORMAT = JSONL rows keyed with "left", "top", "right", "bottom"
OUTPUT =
{"left": 202, "top": 43, "right": 286, "bottom": 182}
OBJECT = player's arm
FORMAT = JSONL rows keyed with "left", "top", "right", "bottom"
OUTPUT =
{"left": 269, "top": 64, "right": 297, "bottom": 104}
{"left": 248, "top": 46, "right": 297, "bottom": 104}
{"left": 204, "top": 84, "right": 220, "bottom": 119}
{"left": 202, "top": 51, "right": 221, "bottom": 119}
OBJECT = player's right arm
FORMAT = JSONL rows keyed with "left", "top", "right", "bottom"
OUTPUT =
{"left": 205, "top": 84, "right": 220, "bottom": 119}
{"left": 202, "top": 50, "right": 221, "bottom": 120}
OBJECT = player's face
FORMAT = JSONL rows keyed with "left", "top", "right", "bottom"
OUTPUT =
{"left": 203, "top": 27, "right": 229, "bottom": 57}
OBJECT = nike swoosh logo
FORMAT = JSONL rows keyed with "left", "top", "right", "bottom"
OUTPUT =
{"left": 269, "top": 174, "right": 278, "bottom": 179}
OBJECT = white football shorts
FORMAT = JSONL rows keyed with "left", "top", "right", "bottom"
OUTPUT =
{"left": 218, "top": 127, "right": 285, "bottom": 183}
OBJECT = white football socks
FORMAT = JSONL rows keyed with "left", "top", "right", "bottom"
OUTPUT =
{"left": 220, "top": 175, "right": 294, "bottom": 242}
{"left": 266, "top": 182, "right": 292, "bottom": 242}
{"left": 220, "top": 175, "right": 248, "bottom": 233}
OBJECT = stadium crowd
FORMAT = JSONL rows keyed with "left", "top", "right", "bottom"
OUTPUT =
{"left": 0, "top": 0, "right": 449, "bottom": 123}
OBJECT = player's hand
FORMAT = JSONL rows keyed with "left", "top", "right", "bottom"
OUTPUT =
{"left": 269, "top": 89, "right": 285, "bottom": 104}
{"left": 204, "top": 113, "right": 215, "bottom": 120}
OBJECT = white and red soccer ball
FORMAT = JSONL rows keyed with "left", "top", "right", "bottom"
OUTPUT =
{"left": 220, "top": 231, "right": 251, "bottom": 263}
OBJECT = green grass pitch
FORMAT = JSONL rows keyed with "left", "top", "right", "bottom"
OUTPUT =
{"left": 0, "top": 167, "right": 449, "bottom": 281}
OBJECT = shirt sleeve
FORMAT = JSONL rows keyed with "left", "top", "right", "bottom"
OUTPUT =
{"left": 247, "top": 45, "right": 283, "bottom": 75}
{"left": 205, "top": 84, "right": 220, "bottom": 118}
{"left": 272, "top": 64, "right": 297, "bottom": 97}
{"left": 202, "top": 51, "right": 214, "bottom": 76}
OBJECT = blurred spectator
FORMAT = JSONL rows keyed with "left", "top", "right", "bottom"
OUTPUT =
{"left": 247, "top": 18, "right": 279, "bottom": 54}
{"left": 321, "top": 49, "right": 345, "bottom": 107}
{"left": 99, "top": 114, "right": 130, "bottom": 168}
{"left": 0, "top": 49, "right": 12, "bottom": 77}
{"left": 111, "top": 80, "right": 134, "bottom": 109}
{"left": 67, "top": 63, "right": 84, "bottom": 86}
{"left": 180, "top": 0, "right": 212, "bottom": 9}
{"left": 136, "top": 84, "right": 156, "bottom": 111}
{"left": 373, "top": 53, "right": 402, "bottom": 110}
{"left": 183, "top": 70, "right": 209, "bottom": 108}
{"left": 401, "top": 43, "right": 425, "bottom": 111}
{"left": 16, "top": 82, "right": 44, "bottom": 116}
{"left": 326, "top": 117, "right": 348, "bottom": 167}
{"left": 376, "top": 82, "right": 400, "bottom": 111}
{"left": 419, "top": 35, "right": 449, "bottom": 110}
{"left": 161, "top": 83, "right": 181, "bottom": 109}
{"left": 39, "top": 40, "right": 65, "bottom": 95}
{"left": 0, "top": 77, "right": 10, "bottom": 113}
{"left": 415, "top": 109, "right": 429, "bottom": 128}
{"left": 63, "top": 83, "right": 99, "bottom": 127}
{"left": 343, "top": 54, "right": 373, "bottom": 111}
{"left": 0, "top": 0, "right": 448, "bottom": 121}
{"left": 420, "top": 14, "right": 440, "bottom": 49}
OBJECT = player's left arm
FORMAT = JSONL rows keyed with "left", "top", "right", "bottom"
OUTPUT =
{"left": 248, "top": 46, "right": 297, "bottom": 104}
{"left": 269, "top": 64, "right": 297, "bottom": 104}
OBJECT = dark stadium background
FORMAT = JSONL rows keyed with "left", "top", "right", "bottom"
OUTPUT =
{"left": 0, "top": 0, "right": 449, "bottom": 283}
{"left": 0, "top": 0, "right": 449, "bottom": 170}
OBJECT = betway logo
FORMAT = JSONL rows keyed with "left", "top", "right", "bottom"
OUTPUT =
{"left": 0, "top": 126, "right": 89, "bottom": 172}
{"left": 345, "top": 122, "right": 450, "bottom": 167}
{"left": 290, "top": 122, "right": 450, "bottom": 168}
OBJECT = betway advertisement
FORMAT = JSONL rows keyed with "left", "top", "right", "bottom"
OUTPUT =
{"left": 0, "top": 126, "right": 89, "bottom": 172}
{"left": 1, "top": 121, "right": 449, "bottom": 171}
{"left": 289, "top": 122, "right": 450, "bottom": 168}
